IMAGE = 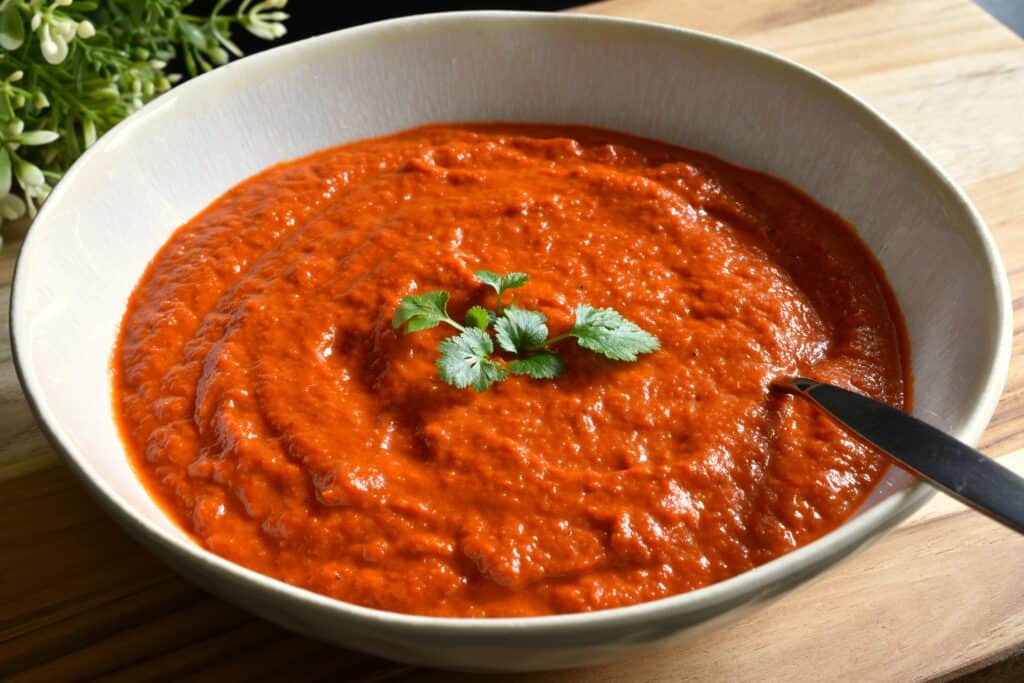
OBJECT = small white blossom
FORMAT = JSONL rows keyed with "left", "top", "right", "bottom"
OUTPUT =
{"left": 23, "top": 180, "right": 51, "bottom": 217}
{"left": 208, "top": 46, "right": 229, "bottom": 65}
{"left": 77, "top": 19, "right": 95, "bottom": 39}
{"left": 243, "top": 0, "right": 289, "bottom": 41}
{"left": 14, "top": 129, "right": 59, "bottom": 145}
{"left": 0, "top": 192, "right": 27, "bottom": 220}
{"left": 51, "top": 16, "right": 76, "bottom": 41}
{"left": 15, "top": 157, "right": 45, "bottom": 189}
{"left": 39, "top": 23, "right": 69, "bottom": 64}
{"left": 82, "top": 118, "right": 96, "bottom": 147}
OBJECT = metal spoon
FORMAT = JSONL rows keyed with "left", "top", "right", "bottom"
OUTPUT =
{"left": 775, "top": 376, "right": 1024, "bottom": 535}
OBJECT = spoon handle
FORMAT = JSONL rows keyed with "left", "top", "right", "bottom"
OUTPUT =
{"left": 777, "top": 377, "right": 1024, "bottom": 535}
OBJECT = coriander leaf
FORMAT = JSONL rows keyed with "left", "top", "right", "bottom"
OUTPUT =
{"left": 464, "top": 305, "right": 491, "bottom": 330}
{"left": 508, "top": 351, "right": 566, "bottom": 379}
{"left": 474, "top": 270, "right": 504, "bottom": 292}
{"left": 502, "top": 272, "right": 529, "bottom": 289}
{"left": 436, "top": 328, "right": 507, "bottom": 392}
{"left": 475, "top": 270, "right": 529, "bottom": 295}
{"left": 566, "top": 305, "right": 660, "bottom": 361}
{"left": 392, "top": 291, "right": 451, "bottom": 333}
{"left": 475, "top": 271, "right": 529, "bottom": 313}
{"left": 494, "top": 306, "right": 549, "bottom": 353}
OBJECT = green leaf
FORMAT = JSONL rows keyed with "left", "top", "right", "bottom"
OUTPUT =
{"left": 508, "top": 351, "right": 566, "bottom": 379}
{"left": 0, "top": 149, "right": 11, "bottom": 197}
{"left": 464, "top": 305, "right": 491, "bottom": 330}
{"left": 128, "top": 0, "right": 145, "bottom": 23}
{"left": 0, "top": 94, "right": 12, "bottom": 122}
{"left": 475, "top": 270, "right": 528, "bottom": 296}
{"left": 0, "top": 4, "right": 25, "bottom": 51}
{"left": 436, "top": 328, "right": 506, "bottom": 392}
{"left": 392, "top": 291, "right": 450, "bottom": 333}
{"left": 566, "top": 305, "right": 660, "bottom": 361}
{"left": 177, "top": 18, "right": 209, "bottom": 49}
{"left": 494, "top": 306, "right": 548, "bottom": 353}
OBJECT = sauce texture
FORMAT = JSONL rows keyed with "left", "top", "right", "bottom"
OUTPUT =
{"left": 115, "top": 124, "right": 909, "bottom": 617}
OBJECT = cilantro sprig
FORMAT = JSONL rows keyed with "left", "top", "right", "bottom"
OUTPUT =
{"left": 392, "top": 271, "right": 660, "bottom": 391}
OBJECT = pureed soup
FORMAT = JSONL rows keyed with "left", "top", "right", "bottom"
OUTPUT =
{"left": 115, "top": 124, "right": 909, "bottom": 617}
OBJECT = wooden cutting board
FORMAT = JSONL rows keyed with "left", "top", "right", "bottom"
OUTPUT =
{"left": 2, "top": 0, "right": 1024, "bottom": 679}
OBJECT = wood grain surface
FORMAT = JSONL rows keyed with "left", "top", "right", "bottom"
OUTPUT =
{"left": 2, "top": 0, "right": 1024, "bottom": 680}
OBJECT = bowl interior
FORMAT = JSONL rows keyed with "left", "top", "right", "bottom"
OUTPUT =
{"left": 11, "top": 12, "right": 1009, "bottom": 618}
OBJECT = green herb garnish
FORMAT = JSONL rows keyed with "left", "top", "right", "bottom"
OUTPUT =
{"left": 392, "top": 271, "right": 660, "bottom": 391}
{"left": 473, "top": 270, "right": 528, "bottom": 314}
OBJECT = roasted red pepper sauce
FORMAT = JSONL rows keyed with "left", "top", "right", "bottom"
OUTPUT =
{"left": 114, "top": 124, "right": 909, "bottom": 617}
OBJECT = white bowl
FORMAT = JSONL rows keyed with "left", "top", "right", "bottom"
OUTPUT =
{"left": 11, "top": 11, "right": 1012, "bottom": 672}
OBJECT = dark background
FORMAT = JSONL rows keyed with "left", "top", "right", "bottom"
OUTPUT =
{"left": 221, "top": 2, "right": 582, "bottom": 55}
{"left": 205, "top": 1, "right": 1023, "bottom": 54}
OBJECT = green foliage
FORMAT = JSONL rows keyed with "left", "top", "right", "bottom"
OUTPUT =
{"left": 0, "top": 0, "right": 288, "bottom": 226}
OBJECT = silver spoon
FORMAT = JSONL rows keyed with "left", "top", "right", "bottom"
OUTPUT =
{"left": 775, "top": 376, "right": 1024, "bottom": 535}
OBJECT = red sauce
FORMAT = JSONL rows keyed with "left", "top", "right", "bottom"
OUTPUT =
{"left": 114, "top": 124, "right": 909, "bottom": 617}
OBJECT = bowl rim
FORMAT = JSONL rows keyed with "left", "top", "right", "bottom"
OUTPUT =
{"left": 9, "top": 10, "right": 1013, "bottom": 636}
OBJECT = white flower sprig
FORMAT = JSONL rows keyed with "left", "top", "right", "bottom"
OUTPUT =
{"left": 0, "top": 0, "right": 289, "bottom": 236}
{"left": 28, "top": 0, "right": 90, "bottom": 65}
{"left": 239, "top": 0, "right": 288, "bottom": 41}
